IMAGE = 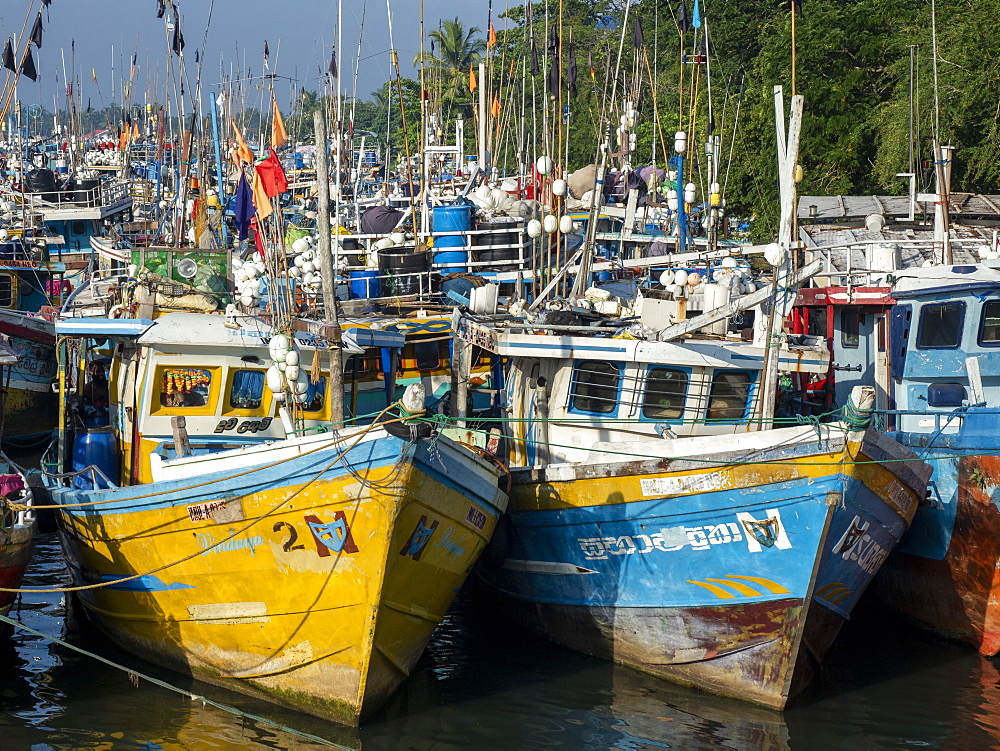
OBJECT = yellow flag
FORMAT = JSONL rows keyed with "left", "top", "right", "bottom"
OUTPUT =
{"left": 230, "top": 119, "right": 255, "bottom": 165}
{"left": 271, "top": 95, "right": 287, "bottom": 151}
{"left": 251, "top": 169, "right": 274, "bottom": 220}
{"left": 487, "top": 23, "right": 497, "bottom": 48}
{"left": 491, "top": 94, "right": 501, "bottom": 118}
{"left": 469, "top": 65, "right": 477, "bottom": 93}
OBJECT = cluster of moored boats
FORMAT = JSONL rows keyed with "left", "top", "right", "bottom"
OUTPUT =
{"left": 0, "top": 4, "right": 999, "bottom": 728}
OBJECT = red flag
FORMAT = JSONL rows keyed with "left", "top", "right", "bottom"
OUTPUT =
{"left": 255, "top": 148, "right": 288, "bottom": 198}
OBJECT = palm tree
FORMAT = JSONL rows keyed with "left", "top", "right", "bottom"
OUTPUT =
{"left": 414, "top": 18, "right": 486, "bottom": 100}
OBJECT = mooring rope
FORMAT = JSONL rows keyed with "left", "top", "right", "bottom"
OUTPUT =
{"left": 0, "top": 612, "right": 349, "bottom": 749}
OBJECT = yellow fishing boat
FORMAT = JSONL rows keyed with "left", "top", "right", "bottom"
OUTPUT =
{"left": 46, "top": 313, "right": 507, "bottom": 724}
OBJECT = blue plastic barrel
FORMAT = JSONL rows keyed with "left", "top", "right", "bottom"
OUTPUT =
{"left": 432, "top": 205, "right": 472, "bottom": 272}
{"left": 349, "top": 269, "right": 381, "bottom": 299}
{"left": 432, "top": 204, "right": 473, "bottom": 233}
{"left": 72, "top": 426, "right": 120, "bottom": 489}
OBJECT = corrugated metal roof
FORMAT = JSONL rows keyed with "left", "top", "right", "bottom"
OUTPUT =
{"left": 797, "top": 193, "right": 1000, "bottom": 219}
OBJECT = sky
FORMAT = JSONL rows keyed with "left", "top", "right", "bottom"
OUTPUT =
{"left": 1, "top": 0, "right": 492, "bottom": 113}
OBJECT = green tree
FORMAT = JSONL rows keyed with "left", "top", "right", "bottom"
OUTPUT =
{"left": 416, "top": 18, "right": 486, "bottom": 100}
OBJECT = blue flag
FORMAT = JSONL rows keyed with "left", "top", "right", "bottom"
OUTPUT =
{"left": 692, "top": 0, "right": 702, "bottom": 28}
{"left": 234, "top": 173, "right": 255, "bottom": 241}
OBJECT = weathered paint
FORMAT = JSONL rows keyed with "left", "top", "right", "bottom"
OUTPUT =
{"left": 53, "top": 431, "right": 506, "bottom": 725}
{"left": 478, "top": 428, "right": 928, "bottom": 709}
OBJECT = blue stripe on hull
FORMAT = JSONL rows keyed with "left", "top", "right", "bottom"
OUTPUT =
{"left": 482, "top": 474, "right": 842, "bottom": 609}
{"left": 51, "top": 434, "right": 408, "bottom": 517}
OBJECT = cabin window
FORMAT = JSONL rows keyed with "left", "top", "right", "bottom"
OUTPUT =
{"left": 807, "top": 307, "right": 828, "bottom": 338}
{"left": 411, "top": 338, "right": 441, "bottom": 370}
{"left": 841, "top": 310, "right": 860, "bottom": 348}
{"left": 0, "top": 274, "right": 12, "bottom": 308}
{"left": 159, "top": 368, "right": 212, "bottom": 408}
{"left": 71, "top": 221, "right": 86, "bottom": 236}
{"left": 979, "top": 301, "right": 1000, "bottom": 346}
{"left": 917, "top": 302, "right": 965, "bottom": 349}
{"left": 228, "top": 369, "right": 264, "bottom": 410}
{"left": 642, "top": 368, "right": 688, "bottom": 420}
{"left": 707, "top": 371, "right": 752, "bottom": 421}
{"left": 569, "top": 360, "right": 622, "bottom": 414}
{"left": 343, "top": 354, "right": 371, "bottom": 377}
{"left": 302, "top": 376, "right": 327, "bottom": 412}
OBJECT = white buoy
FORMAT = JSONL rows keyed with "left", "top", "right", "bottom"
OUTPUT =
{"left": 390, "top": 231, "right": 405, "bottom": 245}
{"left": 552, "top": 179, "right": 567, "bottom": 196}
{"left": 687, "top": 271, "right": 702, "bottom": 287}
{"left": 527, "top": 219, "right": 543, "bottom": 238}
{"left": 269, "top": 334, "right": 291, "bottom": 361}
{"left": 674, "top": 131, "right": 687, "bottom": 154}
{"left": 536, "top": 155, "right": 554, "bottom": 175}
{"left": 559, "top": 215, "right": 574, "bottom": 234}
{"left": 543, "top": 215, "right": 559, "bottom": 234}
{"left": 285, "top": 365, "right": 300, "bottom": 381}
{"left": 291, "top": 237, "right": 310, "bottom": 254}
{"left": 659, "top": 269, "right": 674, "bottom": 286}
{"left": 266, "top": 366, "right": 284, "bottom": 393}
{"left": 302, "top": 261, "right": 316, "bottom": 274}
{"left": 284, "top": 350, "right": 299, "bottom": 367}
{"left": 684, "top": 182, "right": 696, "bottom": 204}
{"left": 674, "top": 269, "right": 689, "bottom": 286}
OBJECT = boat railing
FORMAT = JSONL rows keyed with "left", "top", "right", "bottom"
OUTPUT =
{"left": 27, "top": 178, "right": 133, "bottom": 211}
{"left": 804, "top": 238, "right": 981, "bottom": 285}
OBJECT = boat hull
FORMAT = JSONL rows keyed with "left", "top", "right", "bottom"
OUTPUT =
{"left": 478, "top": 427, "right": 926, "bottom": 708}
{"left": 875, "top": 445, "right": 1000, "bottom": 655}
{"left": 0, "top": 309, "right": 57, "bottom": 449}
{"left": 0, "top": 520, "right": 34, "bottom": 616}
{"left": 53, "top": 430, "right": 506, "bottom": 724}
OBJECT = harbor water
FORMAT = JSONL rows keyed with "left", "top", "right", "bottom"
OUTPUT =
{"left": 2, "top": 532, "right": 1000, "bottom": 750}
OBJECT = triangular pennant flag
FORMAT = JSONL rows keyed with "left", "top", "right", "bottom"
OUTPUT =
{"left": 29, "top": 13, "right": 43, "bottom": 49}
{"left": 469, "top": 65, "right": 477, "bottom": 93}
{"left": 1, "top": 40, "right": 14, "bottom": 73}
{"left": 692, "top": 0, "right": 702, "bottom": 29}
{"left": 234, "top": 173, "right": 256, "bottom": 240}
{"left": 588, "top": 50, "right": 595, "bottom": 80}
{"left": 530, "top": 37, "right": 539, "bottom": 76}
{"left": 491, "top": 94, "right": 501, "bottom": 118}
{"left": 157, "top": 0, "right": 166, "bottom": 19}
{"left": 255, "top": 148, "right": 288, "bottom": 198}
{"left": 271, "top": 94, "right": 287, "bottom": 150}
{"left": 21, "top": 48, "right": 37, "bottom": 81}
{"left": 567, "top": 43, "right": 577, "bottom": 94}
{"left": 230, "top": 119, "right": 255, "bottom": 164}
{"left": 250, "top": 171, "right": 273, "bottom": 220}
{"left": 263, "top": 41, "right": 270, "bottom": 70}
{"left": 172, "top": 21, "right": 184, "bottom": 56}
{"left": 632, "top": 17, "right": 645, "bottom": 48}
{"left": 328, "top": 48, "right": 337, "bottom": 78}
{"left": 677, "top": 2, "right": 689, "bottom": 33}
{"left": 487, "top": 22, "right": 497, "bottom": 49}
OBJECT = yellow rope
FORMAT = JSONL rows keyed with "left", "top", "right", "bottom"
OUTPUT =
{"left": 1, "top": 404, "right": 407, "bottom": 593}
{"left": 19, "top": 403, "right": 406, "bottom": 511}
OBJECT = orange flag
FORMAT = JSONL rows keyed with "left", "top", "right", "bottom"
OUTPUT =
{"left": 469, "top": 65, "right": 477, "bottom": 93}
{"left": 271, "top": 94, "right": 287, "bottom": 151}
{"left": 251, "top": 169, "right": 274, "bottom": 220}
{"left": 230, "top": 119, "right": 254, "bottom": 165}
{"left": 487, "top": 23, "right": 497, "bottom": 48}
{"left": 491, "top": 94, "right": 501, "bottom": 118}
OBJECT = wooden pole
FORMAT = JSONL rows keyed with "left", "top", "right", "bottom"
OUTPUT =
{"left": 314, "top": 109, "right": 345, "bottom": 426}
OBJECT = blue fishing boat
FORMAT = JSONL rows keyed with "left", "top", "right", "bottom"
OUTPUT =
{"left": 467, "top": 320, "right": 930, "bottom": 708}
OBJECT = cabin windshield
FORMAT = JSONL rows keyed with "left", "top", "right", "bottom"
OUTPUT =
{"left": 707, "top": 371, "right": 752, "bottom": 422}
{"left": 160, "top": 368, "right": 211, "bottom": 408}
{"left": 0, "top": 274, "right": 12, "bottom": 308}
{"left": 917, "top": 302, "right": 965, "bottom": 349}
{"left": 229, "top": 369, "right": 264, "bottom": 410}
{"left": 979, "top": 300, "right": 1000, "bottom": 346}
{"left": 642, "top": 368, "right": 688, "bottom": 420}
{"left": 569, "top": 360, "right": 622, "bottom": 414}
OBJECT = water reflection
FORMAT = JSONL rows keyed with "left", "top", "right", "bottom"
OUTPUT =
{"left": 4, "top": 534, "right": 1000, "bottom": 749}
